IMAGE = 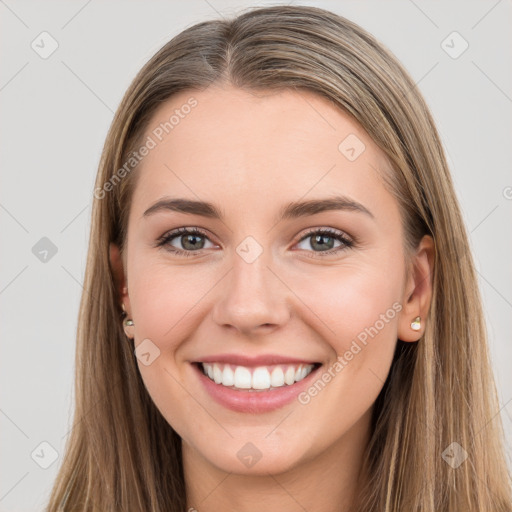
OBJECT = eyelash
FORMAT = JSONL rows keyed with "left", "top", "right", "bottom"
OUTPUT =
{"left": 155, "top": 226, "right": 355, "bottom": 258}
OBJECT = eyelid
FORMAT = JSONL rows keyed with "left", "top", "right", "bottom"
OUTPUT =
{"left": 155, "top": 226, "right": 218, "bottom": 248}
{"left": 295, "top": 226, "right": 352, "bottom": 243}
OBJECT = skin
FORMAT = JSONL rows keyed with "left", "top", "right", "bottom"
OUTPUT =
{"left": 110, "top": 84, "right": 434, "bottom": 511}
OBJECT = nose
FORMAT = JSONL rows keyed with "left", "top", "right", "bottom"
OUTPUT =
{"left": 212, "top": 249, "right": 291, "bottom": 336}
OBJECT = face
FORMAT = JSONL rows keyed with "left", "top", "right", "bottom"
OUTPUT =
{"left": 110, "top": 84, "right": 432, "bottom": 477}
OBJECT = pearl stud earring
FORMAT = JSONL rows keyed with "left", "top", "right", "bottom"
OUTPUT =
{"left": 410, "top": 316, "right": 421, "bottom": 331}
{"left": 123, "top": 317, "right": 134, "bottom": 338}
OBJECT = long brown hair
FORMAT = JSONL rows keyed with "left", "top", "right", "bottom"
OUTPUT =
{"left": 46, "top": 5, "right": 512, "bottom": 511}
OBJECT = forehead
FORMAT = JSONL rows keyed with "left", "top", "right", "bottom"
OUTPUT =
{"left": 129, "top": 85, "right": 395, "bottom": 225}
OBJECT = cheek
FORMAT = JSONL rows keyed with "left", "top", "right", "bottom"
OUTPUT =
{"left": 293, "top": 263, "right": 402, "bottom": 407}
{"left": 128, "top": 257, "right": 214, "bottom": 342}
{"left": 297, "top": 262, "right": 402, "bottom": 349}
{"left": 136, "top": 362, "right": 203, "bottom": 447}
{"left": 289, "top": 268, "right": 400, "bottom": 433}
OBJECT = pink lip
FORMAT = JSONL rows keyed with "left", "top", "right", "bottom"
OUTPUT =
{"left": 191, "top": 362, "right": 322, "bottom": 413}
{"left": 194, "top": 353, "right": 319, "bottom": 367}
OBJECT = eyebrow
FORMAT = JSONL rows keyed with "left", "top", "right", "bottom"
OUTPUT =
{"left": 143, "top": 195, "right": 375, "bottom": 222}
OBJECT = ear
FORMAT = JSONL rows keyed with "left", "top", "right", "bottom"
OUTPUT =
{"left": 109, "top": 243, "right": 130, "bottom": 313}
{"left": 397, "top": 234, "right": 435, "bottom": 342}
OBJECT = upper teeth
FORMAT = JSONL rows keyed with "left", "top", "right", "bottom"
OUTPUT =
{"left": 201, "top": 363, "right": 315, "bottom": 390}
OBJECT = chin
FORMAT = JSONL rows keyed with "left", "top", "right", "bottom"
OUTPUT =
{"left": 185, "top": 434, "right": 308, "bottom": 476}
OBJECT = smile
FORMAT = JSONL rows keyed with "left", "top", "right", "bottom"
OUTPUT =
{"left": 200, "top": 362, "right": 318, "bottom": 391}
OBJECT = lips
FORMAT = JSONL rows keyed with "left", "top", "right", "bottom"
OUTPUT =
{"left": 190, "top": 353, "right": 323, "bottom": 413}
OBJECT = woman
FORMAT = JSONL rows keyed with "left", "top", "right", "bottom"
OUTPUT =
{"left": 46, "top": 5, "right": 512, "bottom": 511}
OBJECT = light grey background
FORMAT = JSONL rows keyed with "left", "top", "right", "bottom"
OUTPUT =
{"left": 1, "top": 0, "right": 511, "bottom": 510}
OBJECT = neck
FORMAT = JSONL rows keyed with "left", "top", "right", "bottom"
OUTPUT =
{"left": 183, "top": 408, "right": 372, "bottom": 512}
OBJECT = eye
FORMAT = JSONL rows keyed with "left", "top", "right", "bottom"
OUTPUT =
{"left": 156, "top": 226, "right": 354, "bottom": 258}
{"left": 156, "top": 227, "right": 216, "bottom": 257}
{"left": 294, "top": 227, "right": 354, "bottom": 257}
